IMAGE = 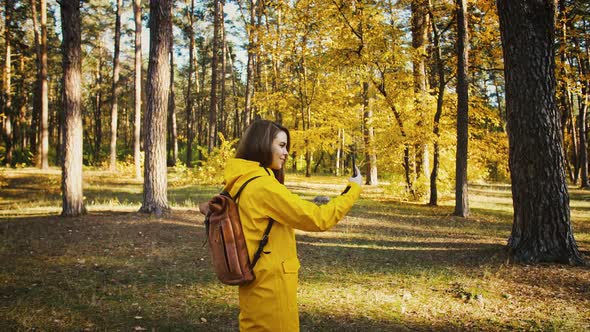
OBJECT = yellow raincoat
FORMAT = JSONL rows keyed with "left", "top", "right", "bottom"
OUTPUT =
{"left": 224, "top": 158, "right": 361, "bottom": 332}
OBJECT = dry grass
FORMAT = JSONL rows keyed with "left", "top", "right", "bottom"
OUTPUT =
{"left": 0, "top": 168, "right": 589, "bottom": 331}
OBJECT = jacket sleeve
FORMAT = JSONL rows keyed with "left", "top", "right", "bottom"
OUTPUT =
{"left": 252, "top": 178, "right": 361, "bottom": 232}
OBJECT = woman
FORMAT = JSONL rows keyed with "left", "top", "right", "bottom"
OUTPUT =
{"left": 224, "top": 120, "right": 362, "bottom": 331}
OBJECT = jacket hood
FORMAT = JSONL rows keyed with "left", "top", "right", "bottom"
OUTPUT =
{"left": 224, "top": 158, "right": 272, "bottom": 190}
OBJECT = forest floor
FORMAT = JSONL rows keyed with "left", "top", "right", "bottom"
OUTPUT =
{"left": 1, "top": 167, "right": 589, "bottom": 331}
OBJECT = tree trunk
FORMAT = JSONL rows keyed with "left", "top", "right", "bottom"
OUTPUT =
{"left": 579, "top": 99, "right": 589, "bottom": 187}
{"left": 31, "top": 0, "right": 41, "bottom": 159}
{"left": 243, "top": 0, "right": 257, "bottom": 132}
{"left": 92, "top": 55, "right": 103, "bottom": 164}
{"left": 454, "top": 0, "right": 469, "bottom": 217}
{"left": 140, "top": 0, "right": 172, "bottom": 215}
{"left": 411, "top": 0, "right": 430, "bottom": 178}
{"left": 109, "top": 0, "right": 123, "bottom": 171}
{"left": 428, "top": 0, "right": 445, "bottom": 206}
{"left": 208, "top": 0, "right": 221, "bottom": 152}
{"left": 40, "top": 0, "right": 49, "bottom": 169}
{"left": 60, "top": 0, "right": 85, "bottom": 217}
{"left": 220, "top": 0, "right": 227, "bottom": 139}
{"left": 133, "top": 0, "right": 142, "bottom": 180}
{"left": 227, "top": 45, "right": 240, "bottom": 138}
{"left": 362, "top": 82, "right": 378, "bottom": 185}
{"left": 497, "top": 0, "right": 584, "bottom": 264}
{"left": 168, "top": 11, "right": 177, "bottom": 167}
{"left": 3, "top": 0, "right": 13, "bottom": 167}
{"left": 185, "top": 0, "right": 195, "bottom": 167}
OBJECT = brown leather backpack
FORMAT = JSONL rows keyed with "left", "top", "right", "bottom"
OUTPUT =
{"left": 203, "top": 176, "right": 274, "bottom": 286}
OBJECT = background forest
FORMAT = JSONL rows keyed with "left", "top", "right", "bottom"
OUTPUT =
{"left": 1, "top": 0, "right": 522, "bottom": 200}
{"left": 2, "top": 1, "right": 589, "bottom": 200}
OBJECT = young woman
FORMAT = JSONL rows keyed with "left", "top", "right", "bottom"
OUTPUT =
{"left": 223, "top": 119, "right": 362, "bottom": 331}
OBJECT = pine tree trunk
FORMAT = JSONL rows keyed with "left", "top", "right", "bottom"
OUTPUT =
{"left": 411, "top": 0, "right": 429, "bottom": 178}
{"left": 208, "top": 0, "right": 221, "bottom": 152}
{"left": 185, "top": 0, "right": 195, "bottom": 167}
{"left": 109, "top": 0, "right": 123, "bottom": 171}
{"left": 40, "top": 0, "right": 49, "bottom": 169}
{"left": 31, "top": 0, "right": 41, "bottom": 159}
{"left": 220, "top": 1, "right": 227, "bottom": 139}
{"left": 140, "top": 0, "right": 172, "bottom": 215}
{"left": 428, "top": 0, "right": 445, "bottom": 206}
{"left": 93, "top": 56, "right": 103, "bottom": 164}
{"left": 133, "top": 0, "right": 142, "bottom": 180}
{"left": 579, "top": 101, "right": 589, "bottom": 187}
{"left": 454, "top": 0, "right": 469, "bottom": 217}
{"left": 497, "top": 0, "right": 584, "bottom": 264}
{"left": 60, "top": 0, "right": 85, "bottom": 217}
{"left": 3, "top": 0, "right": 13, "bottom": 167}
{"left": 243, "top": 0, "right": 257, "bottom": 132}
{"left": 168, "top": 16, "right": 177, "bottom": 167}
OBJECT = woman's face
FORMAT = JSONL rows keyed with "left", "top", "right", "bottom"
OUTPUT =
{"left": 270, "top": 131, "right": 289, "bottom": 170}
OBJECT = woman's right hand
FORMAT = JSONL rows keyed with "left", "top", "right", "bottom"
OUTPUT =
{"left": 349, "top": 166, "right": 363, "bottom": 185}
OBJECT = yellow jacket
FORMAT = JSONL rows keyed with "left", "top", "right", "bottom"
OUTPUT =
{"left": 223, "top": 158, "right": 361, "bottom": 332}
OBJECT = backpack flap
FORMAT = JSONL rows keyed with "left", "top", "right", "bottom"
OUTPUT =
{"left": 206, "top": 194, "right": 255, "bottom": 285}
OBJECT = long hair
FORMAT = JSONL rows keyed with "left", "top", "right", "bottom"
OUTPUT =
{"left": 235, "top": 120, "right": 290, "bottom": 184}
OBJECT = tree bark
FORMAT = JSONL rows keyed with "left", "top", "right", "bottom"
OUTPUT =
{"left": 497, "top": 0, "right": 584, "bottom": 264}
{"left": 31, "top": 0, "right": 41, "bottom": 158}
{"left": 411, "top": 0, "right": 430, "bottom": 178}
{"left": 243, "top": 0, "right": 257, "bottom": 132}
{"left": 134, "top": 0, "right": 142, "bottom": 179}
{"left": 580, "top": 96, "right": 589, "bottom": 187}
{"left": 362, "top": 82, "right": 378, "bottom": 185}
{"left": 109, "top": 0, "right": 123, "bottom": 171}
{"left": 220, "top": 0, "right": 227, "bottom": 139}
{"left": 60, "top": 0, "right": 86, "bottom": 217}
{"left": 140, "top": 0, "right": 171, "bottom": 215}
{"left": 209, "top": 0, "right": 222, "bottom": 152}
{"left": 40, "top": 0, "right": 49, "bottom": 169}
{"left": 185, "top": 0, "right": 195, "bottom": 166}
{"left": 428, "top": 0, "right": 446, "bottom": 206}
{"left": 454, "top": 0, "right": 469, "bottom": 217}
{"left": 3, "top": 0, "right": 13, "bottom": 167}
{"left": 168, "top": 9, "right": 177, "bottom": 167}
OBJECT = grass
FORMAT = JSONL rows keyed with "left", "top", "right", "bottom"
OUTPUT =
{"left": 1, "top": 167, "right": 589, "bottom": 331}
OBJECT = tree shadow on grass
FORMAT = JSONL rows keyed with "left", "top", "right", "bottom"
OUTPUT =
{"left": 1, "top": 210, "right": 589, "bottom": 330}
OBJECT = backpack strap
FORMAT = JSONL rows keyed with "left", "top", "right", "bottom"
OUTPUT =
{"left": 250, "top": 218, "right": 274, "bottom": 268}
{"left": 231, "top": 175, "right": 275, "bottom": 269}
{"left": 233, "top": 176, "right": 262, "bottom": 201}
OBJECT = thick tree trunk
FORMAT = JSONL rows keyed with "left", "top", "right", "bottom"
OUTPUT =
{"left": 140, "top": 0, "right": 171, "bottom": 215}
{"left": 40, "top": 0, "right": 49, "bottom": 169}
{"left": 109, "top": 0, "right": 123, "bottom": 171}
{"left": 60, "top": 0, "right": 85, "bottom": 217}
{"left": 133, "top": 0, "right": 142, "bottom": 180}
{"left": 497, "top": 0, "right": 584, "bottom": 264}
{"left": 454, "top": 0, "right": 469, "bottom": 217}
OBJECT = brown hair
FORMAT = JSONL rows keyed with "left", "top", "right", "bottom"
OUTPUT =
{"left": 235, "top": 120, "right": 290, "bottom": 184}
